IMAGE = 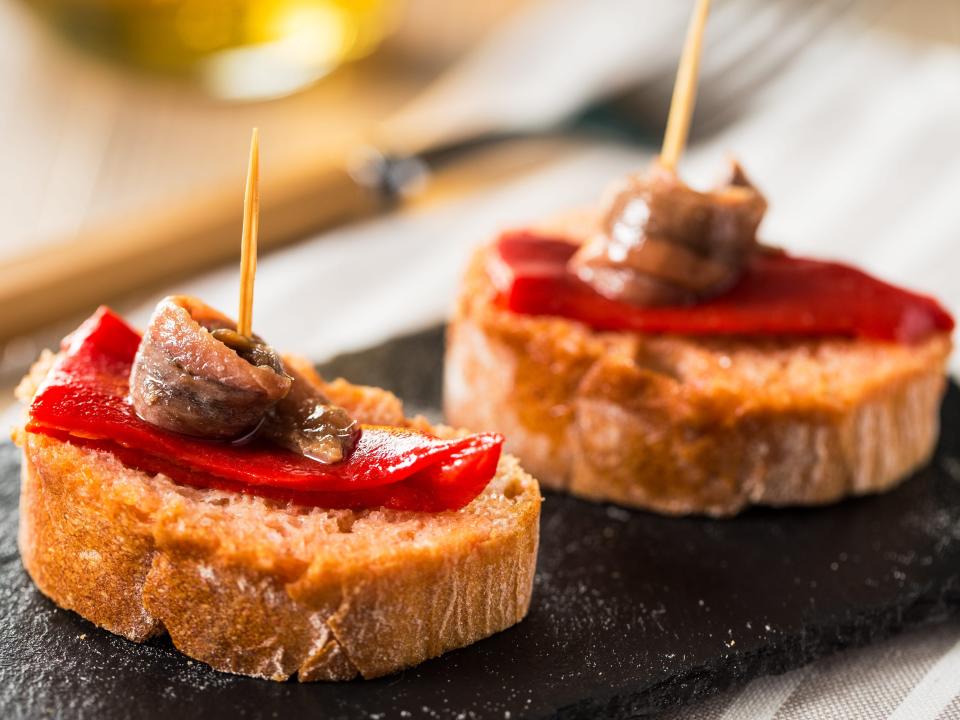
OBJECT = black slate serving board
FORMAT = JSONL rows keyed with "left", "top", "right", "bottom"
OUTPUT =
{"left": 2, "top": 326, "right": 959, "bottom": 720}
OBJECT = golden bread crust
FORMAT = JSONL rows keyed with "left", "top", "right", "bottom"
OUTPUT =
{"left": 15, "top": 357, "right": 540, "bottom": 681}
{"left": 444, "top": 243, "right": 951, "bottom": 516}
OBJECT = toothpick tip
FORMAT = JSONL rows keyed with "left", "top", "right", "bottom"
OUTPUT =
{"left": 660, "top": 0, "right": 712, "bottom": 172}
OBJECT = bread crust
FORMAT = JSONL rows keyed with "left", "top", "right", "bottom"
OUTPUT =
{"left": 445, "top": 243, "right": 952, "bottom": 516}
{"left": 15, "top": 355, "right": 540, "bottom": 681}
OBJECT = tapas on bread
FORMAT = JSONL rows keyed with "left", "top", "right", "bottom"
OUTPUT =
{"left": 14, "top": 132, "right": 540, "bottom": 681}
{"left": 444, "top": 1, "right": 953, "bottom": 516}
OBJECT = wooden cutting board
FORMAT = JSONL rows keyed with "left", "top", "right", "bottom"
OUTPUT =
{"left": 1, "top": 327, "right": 959, "bottom": 719}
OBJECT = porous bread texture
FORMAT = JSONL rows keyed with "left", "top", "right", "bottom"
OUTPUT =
{"left": 444, "top": 241, "right": 952, "bottom": 517}
{"left": 14, "top": 352, "right": 540, "bottom": 681}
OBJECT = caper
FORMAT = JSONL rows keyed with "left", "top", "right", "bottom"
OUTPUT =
{"left": 211, "top": 328, "right": 286, "bottom": 375}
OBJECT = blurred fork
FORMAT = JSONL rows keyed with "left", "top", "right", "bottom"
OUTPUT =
{"left": 591, "top": 0, "right": 871, "bottom": 148}
{"left": 381, "top": 0, "right": 867, "bottom": 158}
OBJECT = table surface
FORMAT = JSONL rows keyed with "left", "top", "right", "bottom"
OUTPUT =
{"left": 2, "top": 0, "right": 960, "bottom": 717}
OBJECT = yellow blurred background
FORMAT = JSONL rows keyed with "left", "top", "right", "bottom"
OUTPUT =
{"left": 27, "top": 0, "right": 397, "bottom": 97}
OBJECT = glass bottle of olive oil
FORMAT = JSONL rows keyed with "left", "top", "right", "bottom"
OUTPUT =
{"left": 25, "top": 0, "right": 396, "bottom": 98}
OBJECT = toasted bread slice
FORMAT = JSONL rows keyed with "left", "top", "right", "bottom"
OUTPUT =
{"left": 14, "top": 353, "right": 540, "bottom": 681}
{"left": 445, "top": 241, "right": 951, "bottom": 517}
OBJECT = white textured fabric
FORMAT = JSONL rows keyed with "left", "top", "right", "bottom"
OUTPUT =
{"left": 889, "top": 638, "right": 960, "bottom": 720}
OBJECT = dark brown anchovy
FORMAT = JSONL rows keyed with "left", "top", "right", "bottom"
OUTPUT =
{"left": 129, "top": 296, "right": 292, "bottom": 440}
{"left": 570, "top": 160, "right": 768, "bottom": 306}
{"left": 261, "top": 365, "right": 360, "bottom": 464}
{"left": 130, "top": 296, "right": 360, "bottom": 465}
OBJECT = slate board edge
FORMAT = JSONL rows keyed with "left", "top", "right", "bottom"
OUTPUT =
{"left": 559, "top": 578, "right": 960, "bottom": 718}
{"left": 318, "top": 326, "right": 960, "bottom": 718}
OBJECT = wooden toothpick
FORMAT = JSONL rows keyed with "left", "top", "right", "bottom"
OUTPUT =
{"left": 660, "top": 0, "right": 712, "bottom": 172}
{"left": 237, "top": 128, "right": 260, "bottom": 338}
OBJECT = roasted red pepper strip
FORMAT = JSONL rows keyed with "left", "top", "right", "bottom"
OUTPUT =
{"left": 26, "top": 308, "right": 503, "bottom": 511}
{"left": 494, "top": 231, "right": 954, "bottom": 344}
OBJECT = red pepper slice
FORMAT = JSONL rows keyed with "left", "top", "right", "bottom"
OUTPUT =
{"left": 494, "top": 231, "right": 954, "bottom": 343}
{"left": 26, "top": 308, "right": 503, "bottom": 511}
